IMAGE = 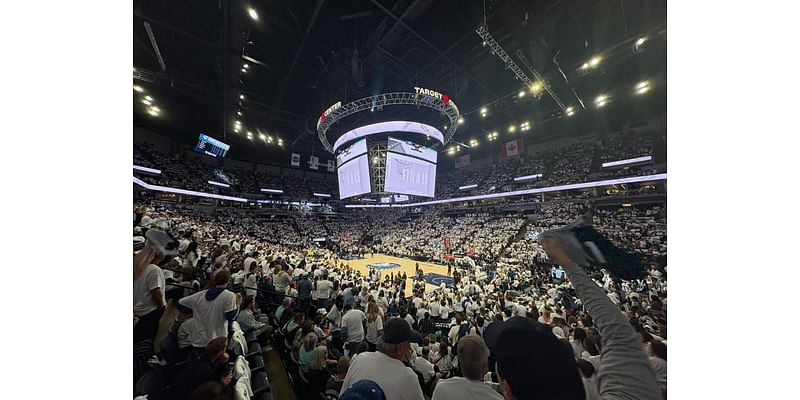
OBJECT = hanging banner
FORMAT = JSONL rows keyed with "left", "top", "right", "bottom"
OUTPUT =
{"left": 291, "top": 153, "right": 301, "bottom": 166}
{"left": 326, "top": 159, "right": 335, "bottom": 172}
{"left": 455, "top": 154, "right": 471, "bottom": 169}
{"left": 309, "top": 156, "right": 319, "bottom": 170}
{"left": 501, "top": 138, "right": 524, "bottom": 158}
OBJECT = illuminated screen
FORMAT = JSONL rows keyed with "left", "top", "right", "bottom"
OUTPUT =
{"left": 193, "top": 133, "right": 230, "bottom": 158}
{"left": 337, "top": 155, "right": 371, "bottom": 199}
{"left": 385, "top": 152, "right": 437, "bottom": 198}
{"left": 336, "top": 138, "right": 368, "bottom": 166}
{"left": 336, "top": 138, "right": 371, "bottom": 199}
{"left": 387, "top": 137, "right": 437, "bottom": 163}
{"left": 333, "top": 121, "right": 445, "bottom": 152}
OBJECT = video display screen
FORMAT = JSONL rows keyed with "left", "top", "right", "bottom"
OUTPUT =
{"left": 336, "top": 138, "right": 368, "bottom": 167}
{"left": 385, "top": 152, "right": 437, "bottom": 198}
{"left": 337, "top": 154, "right": 371, "bottom": 199}
{"left": 387, "top": 137, "right": 438, "bottom": 163}
{"left": 193, "top": 133, "right": 230, "bottom": 158}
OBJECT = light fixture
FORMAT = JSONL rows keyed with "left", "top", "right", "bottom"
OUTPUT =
{"left": 595, "top": 95, "right": 607, "bottom": 107}
{"left": 243, "top": 64, "right": 250, "bottom": 69}
{"left": 133, "top": 85, "right": 143, "bottom": 93}
{"left": 530, "top": 81, "right": 543, "bottom": 94}
{"left": 518, "top": 90, "right": 526, "bottom": 98}
{"left": 237, "top": 111, "right": 242, "bottom": 116}
{"left": 443, "top": 125, "right": 448, "bottom": 129}
{"left": 565, "top": 106, "right": 575, "bottom": 116}
{"left": 234, "top": 127, "right": 241, "bottom": 133}
{"left": 147, "top": 107, "right": 160, "bottom": 116}
{"left": 636, "top": 81, "right": 650, "bottom": 94}
{"left": 267, "top": 136, "right": 273, "bottom": 143}
{"left": 259, "top": 133, "right": 266, "bottom": 140}
{"left": 636, "top": 37, "right": 647, "bottom": 47}
{"left": 482, "top": 40, "right": 487, "bottom": 46}
{"left": 144, "top": 95, "right": 153, "bottom": 101}
{"left": 509, "top": 125, "right": 516, "bottom": 133}
{"left": 142, "top": 99, "right": 152, "bottom": 105}
{"left": 581, "top": 63, "right": 589, "bottom": 70}
{"left": 458, "top": 117, "right": 464, "bottom": 124}
{"left": 589, "top": 56, "right": 601, "bottom": 67}
{"left": 241, "top": 68, "right": 247, "bottom": 73}
{"left": 248, "top": 7, "right": 258, "bottom": 20}
{"left": 240, "top": 94, "right": 245, "bottom": 100}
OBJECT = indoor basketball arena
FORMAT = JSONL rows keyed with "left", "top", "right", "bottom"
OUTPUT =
{"left": 133, "top": 1, "right": 667, "bottom": 399}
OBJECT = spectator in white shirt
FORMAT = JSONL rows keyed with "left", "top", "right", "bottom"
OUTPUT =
{"left": 432, "top": 334, "right": 502, "bottom": 400}
{"left": 341, "top": 304, "right": 367, "bottom": 357}
{"left": 177, "top": 270, "right": 240, "bottom": 348}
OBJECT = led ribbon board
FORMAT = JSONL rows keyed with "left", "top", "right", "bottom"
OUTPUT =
{"left": 133, "top": 176, "right": 247, "bottom": 202}
{"left": 602, "top": 156, "right": 653, "bottom": 168}
{"left": 332, "top": 121, "right": 445, "bottom": 152}
{"left": 345, "top": 173, "right": 667, "bottom": 208}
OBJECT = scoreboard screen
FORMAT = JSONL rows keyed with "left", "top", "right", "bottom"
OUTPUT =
{"left": 193, "top": 133, "right": 230, "bottom": 158}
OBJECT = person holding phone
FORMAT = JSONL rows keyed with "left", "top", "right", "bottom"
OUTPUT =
{"left": 133, "top": 230, "right": 174, "bottom": 344}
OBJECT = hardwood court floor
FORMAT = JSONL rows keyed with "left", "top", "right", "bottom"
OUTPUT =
{"left": 343, "top": 253, "right": 451, "bottom": 294}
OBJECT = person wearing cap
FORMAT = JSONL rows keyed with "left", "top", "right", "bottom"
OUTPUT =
{"left": 480, "top": 236, "right": 661, "bottom": 400}
{"left": 432, "top": 334, "right": 502, "bottom": 400}
{"left": 340, "top": 318, "right": 424, "bottom": 400}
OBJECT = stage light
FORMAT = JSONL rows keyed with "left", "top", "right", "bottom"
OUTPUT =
{"left": 565, "top": 106, "right": 575, "bottom": 116}
{"left": 636, "top": 81, "right": 650, "bottom": 94}
{"left": 518, "top": 90, "right": 526, "bottom": 98}
{"left": 530, "top": 81, "right": 543, "bottom": 94}
{"left": 237, "top": 111, "right": 242, "bottom": 116}
{"left": 248, "top": 7, "right": 258, "bottom": 20}
{"left": 508, "top": 125, "right": 516, "bottom": 133}
{"left": 636, "top": 37, "right": 647, "bottom": 47}
{"left": 234, "top": 127, "right": 241, "bottom": 133}
{"left": 458, "top": 117, "right": 464, "bottom": 124}
{"left": 147, "top": 107, "right": 160, "bottom": 116}
{"left": 589, "top": 56, "right": 601, "bottom": 67}
{"left": 268, "top": 136, "right": 273, "bottom": 143}
{"left": 240, "top": 94, "right": 245, "bottom": 100}
{"left": 144, "top": 95, "right": 153, "bottom": 101}
{"left": 142, "top": 99, "right": 152, "bottom": 105}
{"left": 482, "top": 40, "right": 487, "bottom": 46}
{"left": 133, "top": 85, "right": 143, "bottom": 93}
{"left": 581, "top": 63, "right": 589, "bottom": 70}
{"left": 241, "top": 68, "right": 247, "bottom": 73}
{"left": 595, "top": 95, "right": 607, "bottom": 107}
{"left": 243, "top": 64, "right": 250, "bottom": 69}
{"left": 259, "top": 133, "right": 266, "bottom": 140}
{"left": 443, "top": 125, "right": 448, "bottom": 130}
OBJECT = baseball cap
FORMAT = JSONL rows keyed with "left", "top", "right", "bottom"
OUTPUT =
{"left": 340, "top": 379, "right": 386, "bottom": 400}
{"left": 484, "top": 317, "right": 584, "bottom": 400}
{"left": 382, "top": 318, "right": 423, "bottom": 344}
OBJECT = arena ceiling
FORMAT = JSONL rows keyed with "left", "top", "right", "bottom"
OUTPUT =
{"left": 133, "top": 0, "right": 666, "bottom": 164}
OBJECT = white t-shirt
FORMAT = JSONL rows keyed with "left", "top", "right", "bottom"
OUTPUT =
{"left": 341, "top": 309, "right": 366, "bottom": 343}
{"left": 134, "top": 264, "right": 165, "bottom": 317}
{"left": 432, "top": 377, "right": 504, "bottom": 400}
{"left": 316, "top": 280, "right": 334, "bottom": 299}
{"left": 412, "top": 356, "right": 435, "bottom": 383}
{"left": 178, "top": 288, "right": 238, "bottom": 347}
{"left": 340, "top": 351, "right": 424, "bottom": 400}
{"left": 365, "top": 316, "right": 383, "bottom": 344}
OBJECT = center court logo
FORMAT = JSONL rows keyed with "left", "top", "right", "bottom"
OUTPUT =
{"left": 366, "top": 262, "right": 401, "bottom": 270}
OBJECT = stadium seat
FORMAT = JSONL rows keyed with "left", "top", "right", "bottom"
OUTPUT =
{"left": 252, "top": 370, "right": 270, "bottom": 394}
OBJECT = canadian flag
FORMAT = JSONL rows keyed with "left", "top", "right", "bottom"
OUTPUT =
{"left": 502, "top": 138, "right": 524, "bottom": 157}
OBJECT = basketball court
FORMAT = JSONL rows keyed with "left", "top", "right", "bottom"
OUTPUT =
{"left": 342, "top": 253, "right": 453, "bottom": 294}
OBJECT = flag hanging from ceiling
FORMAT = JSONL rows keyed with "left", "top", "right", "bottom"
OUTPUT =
{"left": 326, "top": 160, "right": 335, "bottom": 172}
{"left": 291, "top": 153, "right": 301, "bottom": 166}
{"left": 501, "top": 138, "right": 524, "bottom": 158}
{"left": 309, "top": 156, "right": 319, "bottom": 170}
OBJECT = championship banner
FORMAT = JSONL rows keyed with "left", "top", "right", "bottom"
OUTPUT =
{"left": 501, "top": 138, "right": 524, "bottom": 158}
{"left": 309, "top": 155, "right": 319, "bottom": 170}
{"left": 291, "top": 153, "right": 301, "bottom": 166}
{"left": 455, "top": 154, "right": 471, "bottom": 169}
{"left": 326, "top": 159, "right": 335, "bottom": 172}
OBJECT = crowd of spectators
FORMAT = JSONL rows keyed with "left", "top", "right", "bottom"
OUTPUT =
{"left": 134, "top": 196, "right": 667, "bottom": 400}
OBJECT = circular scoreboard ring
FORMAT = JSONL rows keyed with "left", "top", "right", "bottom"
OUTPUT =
{"left": 317, "top": 90, "right": 461, "bottom": 153}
